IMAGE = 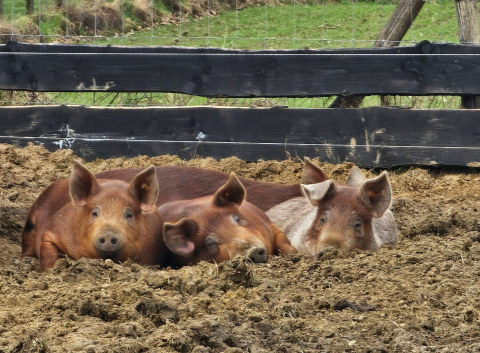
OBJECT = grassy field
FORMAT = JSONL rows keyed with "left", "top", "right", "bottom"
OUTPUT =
{"left": 0, "top": 0, "right": 463, "bottom": 108}
{"left": 95, "top": 0, "right": 459, "bottom": 49}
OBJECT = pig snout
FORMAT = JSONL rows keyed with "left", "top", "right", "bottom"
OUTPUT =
{"left": 95, "top": 231, "right": 125, "bottom": 257}
{"left": 316, "top": 246, "right": 338, "bottom": 260}
{"left": 248, "top": 246, "right": 268, "bottom": 263}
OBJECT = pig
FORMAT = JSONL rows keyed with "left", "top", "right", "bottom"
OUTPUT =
{"left": 96, "top": 166, "right": 300, "bottom": 212}
{"left": 266, "top": 162, "right": 399, "bottom": 258}
{"left": 159, "top": 173, "right": 297, "bottom": 267}
{"left": 21, "top": 161, "right": 165, "bottom": 270}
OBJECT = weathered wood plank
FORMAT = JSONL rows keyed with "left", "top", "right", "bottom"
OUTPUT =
{"left": 0, "top": 40, "right": 444, "bottom": 54}
{"left": 2, "top": 106, "right": 480, "bottom": 166}
{"left": 2, "top": 50, "right": 480, "bottom": 96}
{"left": 2, "top": 136, "right": 480, "bottom": 167}
{"left": 2, "top": 106, "right": 480, "bottom": 148}
{"left": 2, "top": 41, "right": 480, "bottom": 55}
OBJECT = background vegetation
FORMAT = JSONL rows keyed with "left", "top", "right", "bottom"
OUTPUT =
{"left": 0, "top": 0, "right": 464, "bottom": 108}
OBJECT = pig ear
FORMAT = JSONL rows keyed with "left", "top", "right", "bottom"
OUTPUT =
{"left": 163, "top": 218, "right": 197, "bottom": 257}
{"left": 359, "top": 171, "right": 392, "bottom": 218}
{"left": 129, "top": 166, "right": 159, "bottom": 212}
{"left": 346, "top": 166, "right": 367, "bottom": 186}
{"left": 213, "top": 173, "right": 246, "bottom": 207}
{"left": 69, "top": 160, "right": 100, "bottom": 207}
{"left": 301, "top": 180, "right": 336, "bottom": 206}
{"left": 301, "top": 157, "right": 328, "bottom": 185}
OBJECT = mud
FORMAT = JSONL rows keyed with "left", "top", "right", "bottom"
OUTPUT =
{"left": 1, "top": 143, "right": 480, "bottom": 352}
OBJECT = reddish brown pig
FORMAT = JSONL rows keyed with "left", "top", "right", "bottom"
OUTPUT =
{"left": 22, "top": 161, "right": 165, "bottom": 270}
{"left": 267, "top": 163, "right": 399, "bottom": 258}
{"left": 96, "top": 166, "right": 300, "bottom": 212}
{"left": 159, "top": 173, "right": 297, "bottom": 267}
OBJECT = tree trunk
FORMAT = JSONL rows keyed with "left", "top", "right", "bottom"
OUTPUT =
{"left": 26, "top": 0, "right": 34, "bottom": 15}
{"left": 330, "top": 0, "right": 425, "bottom": 108}
{"left": 0, "top": 0, "right": 3, "bottom": 20}
{"left": 455, "top": 0, "right": 480, "bottom": 108}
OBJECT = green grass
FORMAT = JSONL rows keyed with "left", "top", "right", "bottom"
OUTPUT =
{"left": 93, "top": 0, "right": 459, "bottom": 49}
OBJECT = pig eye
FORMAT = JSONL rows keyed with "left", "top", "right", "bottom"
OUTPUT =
{"left": 91, "top": 208, "right": 99, "bottom": 218}
{"left": 89, "top": 207, "right": 100, "bottom": 223}
{"left": 232, "top": 214, "right": 246, "bottom": 226}
{"left": 354, "top": 221, "right": 362, "bottom": 230}
{"left": 205, "top": 237, "right": 219, "bottom": 255}
{"left": 124, "top": 208, "right": 134, "bottom": 219}
{"left": 316, "top": 215, "right": 326, "bottom": 229}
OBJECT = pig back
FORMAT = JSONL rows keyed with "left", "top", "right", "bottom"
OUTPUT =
{"left": 96, "top": 166, "right": 301, "bottom": 211}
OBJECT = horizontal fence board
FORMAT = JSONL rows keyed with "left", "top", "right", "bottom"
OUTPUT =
{"left": 2, "top": 105, "right": 480, "bottom": 166}
{"left": 2, "top": 137, "right": 480, "bottom": 167}
{"left": 2, "top": 41, "right": 480, "bottom": 54}
{"left": 3, "top": 106, "right": 480, "bottom": 147}
{"left": 2, "top": 45, "right": 480, "bottom": 96}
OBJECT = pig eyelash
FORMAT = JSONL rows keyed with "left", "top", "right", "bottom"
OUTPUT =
{"left": 315, "top": 217, "right": 326, "bottom": 229}
{"left": 232, "top": 214, "right": 246, "bottom": 225}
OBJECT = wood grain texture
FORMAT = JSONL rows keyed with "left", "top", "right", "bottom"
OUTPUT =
{"left": 0, "top": 40, "right": 449, "bottom": 54}
{"left": 2, "top": 105, "right": 480, "bottom": 166}
{"left": 2, "top": 137, "right": 480, "bottom": 167}
{"left": 3, "top": 41, "right": 480, "bottom": 54}
{"left": 2, "top": 44, "right": 480, "bottom": 96}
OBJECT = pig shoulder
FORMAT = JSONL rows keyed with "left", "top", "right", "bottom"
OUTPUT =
{"left": 22, "top": 179, "right": 71, "bottom": 259}
{"left": 266, "top": 197, "right": 317, "bottom": 256}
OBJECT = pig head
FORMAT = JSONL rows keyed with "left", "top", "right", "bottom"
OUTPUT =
{"left": 267, "top": 158, "right": 398, "bottom": 258}
{"left": 160, "top": 173, "right": 296, "bottom": 267}
{"left": 26, "top": 161, "right": 165, "bottom": 270}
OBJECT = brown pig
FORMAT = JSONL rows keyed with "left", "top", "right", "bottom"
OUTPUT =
{"left": 21, "top": 161, "right": 165, "bottom": 270}
{"left": 266, "top": 161, "right": 399, "bottom": 258}
{"left": 159, "top": 173, "right": 297, "bottom": 267}
{"left": 96, "top": 166, "right": 300, "bottom": 212}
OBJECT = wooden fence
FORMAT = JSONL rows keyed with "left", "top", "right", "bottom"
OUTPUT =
{"left": 1, "top": 40, "right": 480, "bottom": 167}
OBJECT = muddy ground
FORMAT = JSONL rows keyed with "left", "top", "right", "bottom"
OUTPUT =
{"left": 1, "top": 143, "right": 480, "bottom": 352}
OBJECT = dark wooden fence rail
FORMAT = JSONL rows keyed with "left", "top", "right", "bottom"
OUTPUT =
{"left": 2, "top": 105, "right": 480, "bottom": 167}
{"left": 1, "top": 41, "right": 480, "bottom": 166}
{"left": 2, "top": 49, "right": 480, "bottom": 96}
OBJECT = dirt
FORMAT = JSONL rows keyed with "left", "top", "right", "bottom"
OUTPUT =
{"left": 2, "top": 143, "right": 480, "bottom": 352}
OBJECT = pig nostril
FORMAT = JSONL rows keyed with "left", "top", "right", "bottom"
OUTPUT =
{"left": 257, "top": 248, "right": 266, "bottom": 257}
{"left": 96, "top": 233, "right": 122, "bottom": 254}
{"left": 317, "top": 251, "right": 324, "bottom": 260}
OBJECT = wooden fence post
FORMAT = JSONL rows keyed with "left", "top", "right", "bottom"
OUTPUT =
{"left": 330, "top": 0, "right": 425, "bottom": 108}
{"left": 26, "top": 0, "right": 34, "bottom": 14}
{"left": 0, "top": 0, "right": 3, "bottom": 20}
{"left": 455, "top": 0, "right": 480, "bottom": 109}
